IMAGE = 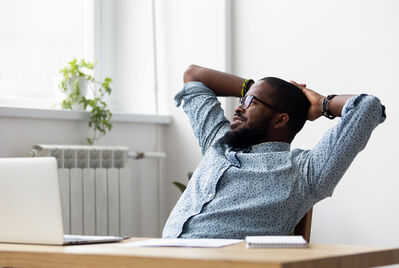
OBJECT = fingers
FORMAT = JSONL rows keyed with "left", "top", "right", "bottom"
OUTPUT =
{"left": 290, "top": 80, "right": 306, "bottom": 88}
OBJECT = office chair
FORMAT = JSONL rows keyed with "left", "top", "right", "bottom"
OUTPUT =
{"left": 294, "top": 208, "right": 313, "bottom": 242}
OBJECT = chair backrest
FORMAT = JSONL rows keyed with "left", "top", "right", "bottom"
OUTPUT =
{"left": 294, "top": 208, "right": 313, "bottom": 242}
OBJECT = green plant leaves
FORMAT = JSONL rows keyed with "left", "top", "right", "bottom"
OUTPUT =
{"left": 172, "top": 172, "right": 193, "bottom": 194}
{"left": 172, "top": 182, "right": 187, "bottom": 193}
{"left": 58, "top": 58, "right": 113, "bottom": 145}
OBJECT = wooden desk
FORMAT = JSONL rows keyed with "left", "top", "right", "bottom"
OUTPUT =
{"left": 0, "top": 238, "right": 398, "bottom": 268}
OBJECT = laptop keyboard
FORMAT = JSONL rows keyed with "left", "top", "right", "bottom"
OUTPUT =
{"left": 64, "top": 234, "right": 124, "bottom": 244}
{"left": 64, "top": 235, "right": 93, "bottom": 242}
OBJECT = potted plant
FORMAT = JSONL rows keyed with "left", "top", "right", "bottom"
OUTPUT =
{"left": 58, "top": 58, "right": 113, "bottom": 145}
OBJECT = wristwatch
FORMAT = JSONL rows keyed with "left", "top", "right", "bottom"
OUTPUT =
{"left": 322, "top": 94, "right": 336, "bottom": 119}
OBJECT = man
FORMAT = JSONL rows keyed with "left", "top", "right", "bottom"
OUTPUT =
{"left": 162, "top": 65, "right": 386, "bottom": 239}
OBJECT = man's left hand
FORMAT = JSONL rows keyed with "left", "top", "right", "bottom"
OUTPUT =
{"left": 290, "top": 81, "right": 325, "bottom": 121}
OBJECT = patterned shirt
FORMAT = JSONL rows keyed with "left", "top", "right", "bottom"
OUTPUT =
{"left": 162, "top": 81, "right": 386, "bottom": 239}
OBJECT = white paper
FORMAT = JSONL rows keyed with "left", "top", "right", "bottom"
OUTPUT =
{"left": 119, "top": 238, "right": 243, "bottom": 248}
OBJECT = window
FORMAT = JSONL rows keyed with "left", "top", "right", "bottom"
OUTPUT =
{"left": 0, "top": 0, "right": 159, "bottom": 114}
{"left": 0, "top": 0, "right": 92, "bottom": 109}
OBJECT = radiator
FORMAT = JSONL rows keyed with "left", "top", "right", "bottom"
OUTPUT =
{"left": 31, "top": 144, "right": 165, "bottom": 237}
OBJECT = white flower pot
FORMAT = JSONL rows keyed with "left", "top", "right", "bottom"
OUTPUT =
{"left": 55, "top": 76, "right": 89, "bottom": 111}
{"left": 70, "top": 77, "right": 88, "bottom": 110}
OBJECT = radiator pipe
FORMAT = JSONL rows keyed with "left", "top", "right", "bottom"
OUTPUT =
{"left": 127, "top": 151, "right": 166, "bottom": 160}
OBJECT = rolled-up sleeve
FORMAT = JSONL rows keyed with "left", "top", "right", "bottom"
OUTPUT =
{"left": 175, "top": 82, "right": 230, "bottom": 155}
{"left": 296, "top": 94, "right": 386, "bottom": 199}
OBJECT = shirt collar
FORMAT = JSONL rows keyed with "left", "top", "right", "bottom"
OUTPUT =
{"left": 250, "top": 142, "right": 291, "bottom": 153}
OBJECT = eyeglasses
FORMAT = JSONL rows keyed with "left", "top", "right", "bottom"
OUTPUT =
{"left": 239, "top": 95, "right": 282, "bottom": 111}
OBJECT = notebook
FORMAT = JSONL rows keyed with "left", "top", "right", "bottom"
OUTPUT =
{"left": 245, "top": 236, "right": 308, "bottom": 248}
{"left": 0, "top": 157, "right": 125, "bottom": 245}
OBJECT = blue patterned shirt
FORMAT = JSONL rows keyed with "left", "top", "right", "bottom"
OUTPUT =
{"left": 162, "top": 82, "right": 386, "bottom": 239}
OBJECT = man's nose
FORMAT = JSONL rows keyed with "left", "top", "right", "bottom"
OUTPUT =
{"left": 234, "top": 104, "right": 245, "bottom": 114}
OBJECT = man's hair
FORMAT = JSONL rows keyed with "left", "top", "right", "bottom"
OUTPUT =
{"left": 260, "top": 77, "right": 310, "bottom": 137}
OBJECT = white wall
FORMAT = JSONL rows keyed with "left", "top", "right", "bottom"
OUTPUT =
{"left": 232, "top": 0, "right": 399, "bottom": 247}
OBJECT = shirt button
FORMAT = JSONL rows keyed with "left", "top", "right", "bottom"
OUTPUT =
{"left": 208, "top": 193, "right": 213, "bottom": 198}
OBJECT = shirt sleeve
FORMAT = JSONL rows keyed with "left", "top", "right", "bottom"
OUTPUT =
{"left": 295, "top": 94, "right": 386, "bottom": 200}
{"left": 174, "top": 81, "right": 230, "bottom": 155}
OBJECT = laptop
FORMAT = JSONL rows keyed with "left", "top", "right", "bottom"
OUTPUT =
{"left": 0, "top": 157, "right": 125, "bottom": 245}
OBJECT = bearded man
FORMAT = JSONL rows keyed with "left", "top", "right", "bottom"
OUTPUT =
{"left": 162, "top": 65, "right": 386, "bottom": 239}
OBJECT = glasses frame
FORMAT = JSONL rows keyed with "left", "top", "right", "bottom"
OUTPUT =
{"left": 239, "top": 95, "right": 282, "bottom": 112}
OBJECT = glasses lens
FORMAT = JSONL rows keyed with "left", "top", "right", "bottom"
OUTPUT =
{"left": 244, "top": 96, "right": 253, "bottom": 109}
{"left": 239, "top": 96, "right": 253, "bottom": 109}
{"left": 240, "top": 95, "right": 282, "bottom": 112}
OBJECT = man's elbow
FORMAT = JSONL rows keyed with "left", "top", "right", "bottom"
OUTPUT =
{"left": 183, "top": 64, "right": 200, "bottom": 83}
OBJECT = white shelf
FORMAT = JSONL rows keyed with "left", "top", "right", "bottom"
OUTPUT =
{"left": 0, "top": 106, "right": 172, "bottom": 125}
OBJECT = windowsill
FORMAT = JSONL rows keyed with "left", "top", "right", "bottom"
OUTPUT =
{"left": 0, "top": 106, "right": 172, "bottom": 125}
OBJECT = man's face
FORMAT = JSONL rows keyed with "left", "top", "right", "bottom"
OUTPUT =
{"left": 224, "top": 81, "right": 280, "bottom": 149}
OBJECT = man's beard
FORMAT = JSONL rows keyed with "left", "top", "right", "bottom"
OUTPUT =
{"left": 223, "top": 121, "right": 269, "bottom": 149}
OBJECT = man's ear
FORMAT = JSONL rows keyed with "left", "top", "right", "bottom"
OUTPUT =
{"left": 273, "top": 113, "right": 289, "bottom": 129}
